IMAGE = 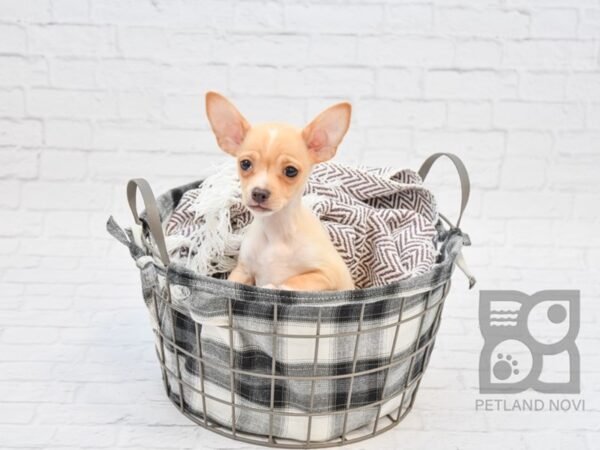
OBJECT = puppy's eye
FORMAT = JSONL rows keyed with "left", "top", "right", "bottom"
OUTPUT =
{"left": 240, "top": 159, "right": 252, "bottom": 171}
{"left": 284, "top": 166, "right": 299, "bottom": 178}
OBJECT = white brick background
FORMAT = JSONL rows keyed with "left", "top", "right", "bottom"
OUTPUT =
{"left": 1, "top": 0, "right": 599, "bottom": 448}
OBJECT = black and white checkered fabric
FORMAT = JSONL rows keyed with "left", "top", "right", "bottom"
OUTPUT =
{"left": 107, "top": 178, "right": 467, "bottom": 442}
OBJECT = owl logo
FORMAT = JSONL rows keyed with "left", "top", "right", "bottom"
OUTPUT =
{"left": 479, "top": 290, "right": 580, "bottom": 394}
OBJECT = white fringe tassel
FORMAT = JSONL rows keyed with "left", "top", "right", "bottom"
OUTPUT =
{"left": 183, "top": 164, "right": 248, "bottom": 276}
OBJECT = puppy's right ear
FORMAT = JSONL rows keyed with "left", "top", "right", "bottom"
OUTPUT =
{"left": 205, "top": 92, "right": 250, "bottom": 156}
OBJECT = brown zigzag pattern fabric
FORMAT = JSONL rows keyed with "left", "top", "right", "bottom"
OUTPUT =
{"left": 165, "top": 163, "right": 439, "bottom": 289}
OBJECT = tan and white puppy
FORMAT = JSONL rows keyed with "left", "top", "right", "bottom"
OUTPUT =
{"left": 205, "top": 92, "right": 354, "bottom": 291}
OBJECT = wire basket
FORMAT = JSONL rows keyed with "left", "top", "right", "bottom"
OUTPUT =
{"left": 107, "top": 152, "right": 474, "bottom": 448}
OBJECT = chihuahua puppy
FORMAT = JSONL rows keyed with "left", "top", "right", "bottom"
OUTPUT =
{"left": 205, "top": 92, "right": 354, "bottom": 291}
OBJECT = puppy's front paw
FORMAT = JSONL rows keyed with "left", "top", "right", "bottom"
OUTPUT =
{"left": 260, "top": 283, "right": 295, "bottom": 291}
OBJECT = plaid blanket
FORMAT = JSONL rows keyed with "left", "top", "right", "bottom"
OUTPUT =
{"left": 163, "top": 163, "right": 439, "bottom": 288}
{"left": 107, "top": 175, "right": 468, "bottom": 442}
{"left": 160, "top": 275, "right": 452, "bottom": 442}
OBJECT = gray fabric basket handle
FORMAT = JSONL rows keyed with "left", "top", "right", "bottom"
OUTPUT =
{"left": 127, "top": 178, "right": 170, "bottom": 266}
{"left": 419, "top": 153, "right": 476, "bottom": 288}
{"left": 418, "top": 152, "right": 470, "bottom": 229}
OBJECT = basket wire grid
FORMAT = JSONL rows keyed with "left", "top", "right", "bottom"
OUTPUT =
{"left": 149, "top": 277, "right": 451, "bottom": 448}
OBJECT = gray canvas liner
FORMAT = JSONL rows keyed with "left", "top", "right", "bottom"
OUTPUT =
{"left": 107, "top": 153, "right": 474, "bottom": 447}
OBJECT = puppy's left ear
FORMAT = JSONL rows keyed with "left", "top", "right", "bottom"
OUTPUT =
{"left": 302, "top": 103, "right": 351, "bottom": 163}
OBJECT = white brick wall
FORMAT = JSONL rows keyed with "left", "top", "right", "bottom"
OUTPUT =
{"left": 1, "top": 1, "right": 599, "bottom": 448}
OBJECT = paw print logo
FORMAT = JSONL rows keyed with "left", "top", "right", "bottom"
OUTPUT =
{"left": 479, "top": 290, "right": 580, "bottom": 394}
{"left": 485, "top": 338, "right": 532, "bottom": 386}
{"left": 493, "top": 353, "right": 519, "bottom": 380}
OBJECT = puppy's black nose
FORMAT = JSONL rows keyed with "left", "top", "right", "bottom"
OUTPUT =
{"left": 251, "top": 188, "right": 271, "bottom": 204}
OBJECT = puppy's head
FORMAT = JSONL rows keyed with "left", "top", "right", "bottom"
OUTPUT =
{"left": 206, "top": 92, "right": 351, "bottom": 216}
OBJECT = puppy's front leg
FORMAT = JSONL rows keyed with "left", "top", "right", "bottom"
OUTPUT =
{"left": 279, "top": 271, "right": 333, "bottom": 291}
{"left": 228, "top": 262, "right": 255, "bottom": 286}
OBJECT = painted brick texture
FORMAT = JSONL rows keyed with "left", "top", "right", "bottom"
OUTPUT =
{"left": 1, "top": 1, "right": 599, "bottom": 449}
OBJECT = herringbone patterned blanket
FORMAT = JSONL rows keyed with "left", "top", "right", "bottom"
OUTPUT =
{"left": 164, "top": 163, "right": 439, "bottom": 288}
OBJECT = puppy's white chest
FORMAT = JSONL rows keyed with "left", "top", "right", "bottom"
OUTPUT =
{"left": 240, "top": 228, "right": 310, "bottom": 286}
